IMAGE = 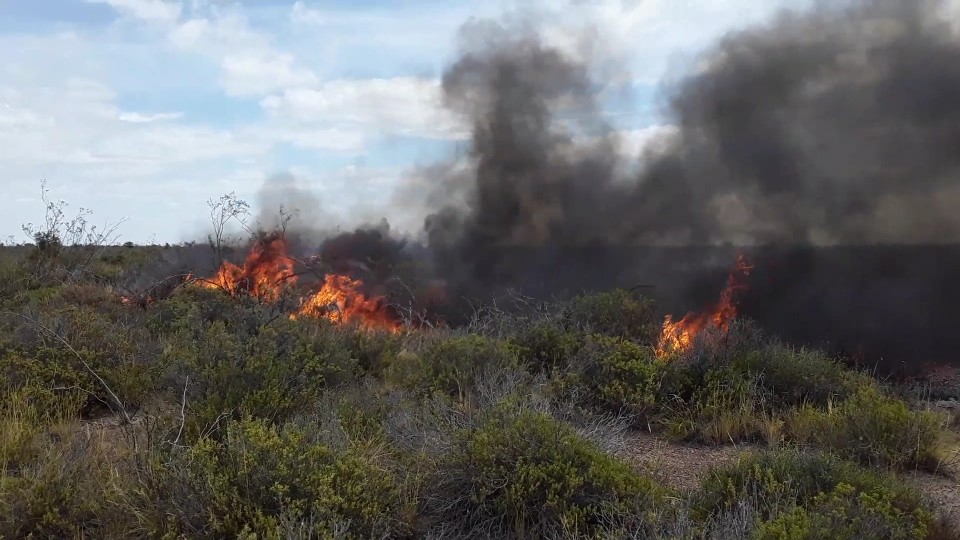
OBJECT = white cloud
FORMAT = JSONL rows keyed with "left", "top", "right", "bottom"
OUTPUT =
{"left": 291, "top": 1, "right": 326, "bottom": 26}
{"left": 260, "top": 77, "right": 467, "bottom": 140}
{"left": 3, "top": 0, "right": 828, "bottom": 243}
{"left": 118, "top": 111, "right": 183, "bottom": 123}
{"left": 88, "top": 0, "right": 182, "bottom": 24}
{"left": 220, "top": 52, "right": 319, "bottom": 97}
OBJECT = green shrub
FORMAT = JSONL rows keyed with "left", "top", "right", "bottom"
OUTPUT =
{"left": 566, "top": 290, "right": 657, "bottom": 344}
{"left": 146, "top": 285, "right": 267, "bottom": 336}
{"left": 508, "top": 321, "right": 584, "bottom": 372}
{"left": 2, "top": 302, "right": 159, "bottom": 416}
{"left": 163, "top": 317, "right": 356, "bottom": 437}
{"left": 696, "top": 449, "right": 928, "bottom": 525}
{"left": 342, "top": 328, "right": 403, "bottom": 376}
{"left": 661, "top": 365, "right": 774, "bottom": 444}
{"left": 427, "top": 408, "right": 671, "bottom": 538}
{"left": 735, "top": 344, "right": 870, "bottom": 409}
{"left": 568, "top": 335, "right": 665, "bottom": 419}
{"left": 385, "top": 333, "right": 519, "bottom": 400}
{"left": 753, "top": 482, "right": 931, "bottom": 540}
{"left": 0, "top": 421, "right": 130, "bottom": 539}
{"left": 176, "top": 417, "right": 408, "bottom": 538}
{"left": 786, "top": 387, "right": 943, "bottom": 470}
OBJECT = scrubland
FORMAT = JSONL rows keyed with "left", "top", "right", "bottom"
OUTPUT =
{"left": 1, "top": 222, "right": 959, "bottom": 539}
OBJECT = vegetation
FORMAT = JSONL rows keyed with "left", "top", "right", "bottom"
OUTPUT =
{"left": 0, "top": 192, "right": 956, "bottom": 539}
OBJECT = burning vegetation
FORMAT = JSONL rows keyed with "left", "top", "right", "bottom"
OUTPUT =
{"left": 4, "top": 1, "right": 960, "bottom": 537}
{"left": 656, "top": 254, "right": 754, "bottom": 357}
{"left": 192, "top": 233, "right": 401, "bottom": 333}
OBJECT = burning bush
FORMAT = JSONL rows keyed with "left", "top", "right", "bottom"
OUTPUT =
{"left": 190, "top": 232, "right": 403, "bottom": 333}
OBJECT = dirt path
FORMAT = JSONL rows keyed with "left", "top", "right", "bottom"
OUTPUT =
{"left": 627, "top": 433, "right": 753, "bottom": 492}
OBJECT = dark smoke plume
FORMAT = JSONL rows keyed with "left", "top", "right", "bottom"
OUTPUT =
{"left": 240, "top": 0, "right": 960, "bottom": 370}
{"left": 409, "top": 0, "right": 960, "bottom": 368}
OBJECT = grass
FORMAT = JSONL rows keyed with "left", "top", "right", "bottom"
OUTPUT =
{"left": 0, "top": 240, "right": 956, "bottom": 539}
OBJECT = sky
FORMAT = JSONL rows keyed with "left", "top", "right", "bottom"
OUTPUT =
{"left": 0, "top": 0, "right": 809, "bottom": 244}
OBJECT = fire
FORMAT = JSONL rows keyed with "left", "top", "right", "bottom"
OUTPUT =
{"left": 190, "top": 234, "right": 399, "bottom": 332}
{"left": 656, "top": 253, "right": 754, "bottom": 358}
{"left": 294, "top": 274, "right": 400, "bottom": 332}
{"left": 197, "top": 234, "right": 296, "bottom": 302}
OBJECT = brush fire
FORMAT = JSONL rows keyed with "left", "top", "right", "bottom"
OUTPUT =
{"left": 191, "top": 234, "right": 401, "bottom": 332}
{"left": 127, "top": 230, "right": 755, "bottom": 351}
{"left": 655, "top": 254, "right": 754, "bottom": 358}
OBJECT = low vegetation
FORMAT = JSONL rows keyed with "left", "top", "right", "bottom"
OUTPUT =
{"left": 1, "top": 198, "right": 956, "bottom": 539}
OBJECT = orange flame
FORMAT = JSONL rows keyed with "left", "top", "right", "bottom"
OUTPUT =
{"left": 656, "top": 253, "right": 754, "bottom": 357}
{"left": 192, "top": 234, "right": 399, "bottom": 332}
{"left": 197, "top": 234, "right": 297, "bottom": 302}
{"left": 293, "top": 274, "right": 400, "bottom": 332}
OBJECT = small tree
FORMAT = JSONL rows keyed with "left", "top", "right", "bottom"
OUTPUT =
{"left": 20, "top": 180, "right": 126, "bottom": 283}
{"left": 206, "top": 192, "right": 251, "bottom": 267}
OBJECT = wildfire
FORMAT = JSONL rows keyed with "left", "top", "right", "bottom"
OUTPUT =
{"left": 190, "top": 234, "right": 400, "bottom": 332}
{"left": 655, "top": 253, "right": 754, "bottom": 358}
{"left": 197, "top": 234, "right": 296, "bottom": 302}
{"left": 294, "top": 274, "right": 399, "bottom": 332}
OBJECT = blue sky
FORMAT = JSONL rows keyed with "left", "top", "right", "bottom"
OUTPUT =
{"left": 0, "top": 0, "right": 807, "bottom": 244}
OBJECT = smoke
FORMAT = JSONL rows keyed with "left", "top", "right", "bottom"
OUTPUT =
{"left": 255, "top": 173, "right": 331, "bottom": 239}
{"left": 405, "top": 0, "right": 960, "bottom": 365}
{"left": 233, "top": 0, "right": 960, "bottom": 368}
{"left": 423, "top": 0, "right": 960, "bottom": 279}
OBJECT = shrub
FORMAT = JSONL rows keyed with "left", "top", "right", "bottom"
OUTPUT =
{"left": 2, "top": 302, "right": 159, "bottom": 417}
{"left": 695, "top": 449, "right": 929, "bottom": 526}
{"left": 566, "top": 335, "right": 665, "bottom": 419}
{"left": 0, "top": 415, "right": 130, "bottom": 538}
{"left": 753, "top": 482, "right": 931, "bottom": 540}
{"left": 173, "top": 417, "right": 408, "bottom": 538}
{"left": 425, "top": 408, "right": 671, "bottom": 538}
{"left": 735, "top": 343, "right": 870, "bottom": 409}
{"left": 786, "top": 387, "right": 943, "bottom": 470}
{"left": 566, "top": 290, "right": 658, "bottom": 344}
{"left": 342, "top": 328, "right": 403, "bottom": 376}
{"left": 508, "top": 321, "right": 584, "bottom": 373}
{"left": 162, "top": 317, "right": 356, "bottom": 437}
{"left": 661, "top": 365, "right": 774, "bottom": 444}
{"left": 385, "top": 333, "right": 519, "bottom": 401}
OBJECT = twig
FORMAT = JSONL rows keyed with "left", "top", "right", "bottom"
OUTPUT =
{"left": 173, "top": 376, "right": 189, "bottom": 446}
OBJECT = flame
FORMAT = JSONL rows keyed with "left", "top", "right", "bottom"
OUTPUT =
{"left": 294, "top": 274, "right": 400, "bottom": 332}
{"left": 656, "top": 253, "right": 754, "bottom": 358}
{"left": 197, "top": 234, "right": 296, "bottom": 302}
{"left": 188, "top": 234, "right": 399, "bottom": 332}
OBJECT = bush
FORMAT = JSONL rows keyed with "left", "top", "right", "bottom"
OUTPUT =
{"left": 695, "top": 449, "right": 929, "bottom": 526}
{"left": 342, "top": 328, "right": 403, "bottom": 376}
{"left": 424, "top": 407, "right": 671, "bottom": 538}
{"left": 0, "top": 415, "right": 130, "bottom": 538}
{"left": 565, "top": 336, "right": 665, "bottom": 419}
{"left": 162, "top": 317, "right": 356, "bottom": 437}
{"left": 2, "top": 301, "right": 159, "bottom": 417}
{"left": 735, "top": 343, "right": 870, "bottom": 409}
{"left": 753, "top": 482, "right": 931, "bottom": 540}
{"left": 171, "top": 417, "right": 408, "bottom": 538}
{"left": 508, "top": 321, "right": 584, "bottom": 373}
{"left": 786, "top": 387, "right": 944, "bottom": 470}
{"left": 660, "top": 365, "right": 776, "bottom": 445}
{"left": 566, "top": 290, "right": 658, "bottom": 344}
{"left": 385, "top": 333, "right": 519, "bottom": 401}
